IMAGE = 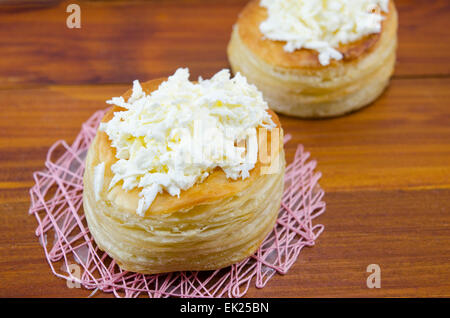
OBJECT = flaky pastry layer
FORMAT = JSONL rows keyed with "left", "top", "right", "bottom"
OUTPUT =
{"left": 227, "top": 0, "right": 398, "bottom": 117}
{"left": 83, "top": 80, "right": 286, "bottom": 273}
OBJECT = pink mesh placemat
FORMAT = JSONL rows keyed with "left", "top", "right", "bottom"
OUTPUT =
{"left": 29, "top": 109, "right": 325, "bottom": 298}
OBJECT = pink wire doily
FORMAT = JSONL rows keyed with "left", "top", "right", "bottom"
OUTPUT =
{"left": 29, "top": 109, "right": 325, "bottom": 298}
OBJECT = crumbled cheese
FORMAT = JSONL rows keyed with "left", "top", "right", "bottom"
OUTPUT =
{"left": 93, "top": 162, "right": 105, "bottom": 201}
{"left": 99, "top": 68, "right": 275, "bottom": 216}
{"left": 259, "top": 0, "right": 389, "bottom": 65}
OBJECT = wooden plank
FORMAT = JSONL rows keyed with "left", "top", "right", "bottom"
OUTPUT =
{"left": 246, "top": 189, "right": 450, "bottom": 297}
{"left": 0, "top": 0, "right": 449, "bottom": 86}
{"left": 283, "top": 78, "right": 450, "bottom": 192}
{"left": 0, "top": 77, "right": 449, "bottom": 297}
{"left": 1, "top": 78, "right": 448, "bottom": 193}
{"left": 1, "top": 189, "right": 448, "bottom": 297}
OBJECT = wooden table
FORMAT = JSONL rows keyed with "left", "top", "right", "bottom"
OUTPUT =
{"left": 0, "top": 0, "right": 449, "bottom": 298}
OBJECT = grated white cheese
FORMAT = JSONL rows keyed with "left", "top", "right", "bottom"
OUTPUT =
{"left": 99, "top": 68, "right": 275, "bottom": 216}
{"left": 259, "top": 0, "right": 389, "bottom": 65}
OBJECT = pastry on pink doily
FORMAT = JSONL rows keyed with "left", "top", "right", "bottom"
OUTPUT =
{"left": 84, "top": 70, "right": 287, "bottom": 275}
{"left": 29, "top": 69, "right": 325, "bottom": 297}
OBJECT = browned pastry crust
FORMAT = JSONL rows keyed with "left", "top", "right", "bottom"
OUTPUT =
{"left": 83, "top": 79, "right": 286, "bottom": 274}
{"left": 227, "top": 0, "right": 398, "bottom": 117}
{"left": 93, "top": 79, "right": 282, "bottom": 216}
{"left": 236, "top": 0, "right": 391, "bottom": 69}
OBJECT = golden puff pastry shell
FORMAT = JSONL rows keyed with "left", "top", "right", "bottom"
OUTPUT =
{"left": 227, "top": 0, "right": 398, "bottom": 117}
{"left": 83, "top": 79, "right": 286, "bottom": 274}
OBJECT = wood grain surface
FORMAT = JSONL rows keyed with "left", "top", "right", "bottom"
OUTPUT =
{"left": 0, "top": 0, "right": 449, "bottom": 298}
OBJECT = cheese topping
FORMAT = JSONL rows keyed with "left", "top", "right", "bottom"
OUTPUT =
{"left": 259, "top": 0, "right": 389, "bottom": 65}
{"left": 99, "top": 68, "right": 275, "bottom": 216}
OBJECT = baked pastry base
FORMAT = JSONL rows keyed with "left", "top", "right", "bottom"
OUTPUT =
{"left": 227, "top": 0, "right": 398, "bottom": 118}
{"left": 83, "top": 80, "right": 286, "bottom": 274}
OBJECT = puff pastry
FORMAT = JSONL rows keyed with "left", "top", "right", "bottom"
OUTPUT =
{"left": 227, "top": 0, "right": 398, "bottom": 118}
{"left": 83, "top": 79, "right": 285, "bottom": 274}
